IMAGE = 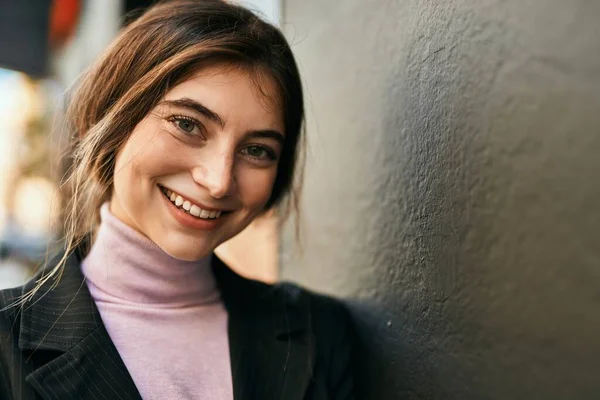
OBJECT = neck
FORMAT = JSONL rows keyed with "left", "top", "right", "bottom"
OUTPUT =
{"left": 81, "top": 203, "right": 218, "bottom": 307}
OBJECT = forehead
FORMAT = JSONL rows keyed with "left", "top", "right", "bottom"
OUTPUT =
{"left": 163, "top": 64, "right": 284, "bottom": 132}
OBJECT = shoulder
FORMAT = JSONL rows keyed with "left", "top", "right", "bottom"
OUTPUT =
{"left": 272, "top": 282, "right": 356, "bottom": 395}
{"left": 214, "top": 256, "right": 354, "bottom": 335}
{"left": 0, "top": 282, "right": 30, "bottom": 393}
{"left": 0, "top": 261, "right": 54, "bottom": 328}
{"left": 0, "top": 277, "right": 37, "bottom": 349}
{"left": 281, "top": 282, "right": 352, "bottom": 334}
{"left": 214, "top": 259, "right": 357, "bottom": 397}
{"left": 0, "top": 283, "right": 28, "bottom": 331}
{"left": 0, "top": 284, "right": 23, "bottom": 308}
{"left": 267, "top": 281, "right": 355, "bottom": 357}
{"left": 260, "top": 279, "right": 354, "bottom": 335}
{"left": 0, "top": 255, "right": 61, "bottom": 344}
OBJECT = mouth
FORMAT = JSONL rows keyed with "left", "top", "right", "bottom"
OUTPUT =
{"left": 158, "top": 184, "right": 231, "bottom": 220}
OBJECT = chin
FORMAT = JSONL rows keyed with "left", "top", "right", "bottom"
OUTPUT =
{"left": 156, "top": 237, "right": 215, "bottom": 261}
{"left": 163, "top": 248, "right": 213, "bottom": 261}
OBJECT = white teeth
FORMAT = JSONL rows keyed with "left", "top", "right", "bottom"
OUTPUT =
{"left": 161, "top": 186, "right": 225, "bottom": 220}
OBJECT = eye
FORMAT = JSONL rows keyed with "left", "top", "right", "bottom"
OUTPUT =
{"left": 168, "top": 115, "right": 202, "bottom": 136}
{"left": 240, "top": 145, "right": 277, "bottom": 161}
{"left": 177, "top": 119, "right": 195, "bottom": 133}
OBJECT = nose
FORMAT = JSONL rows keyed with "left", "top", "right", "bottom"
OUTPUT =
{"left": 191, "top": 151, "right": 236, "bottom": 199}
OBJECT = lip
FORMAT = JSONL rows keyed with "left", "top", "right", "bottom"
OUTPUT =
{"left": 158, "top": 184, "right": 232, "bottom": 212}
{"left": 158, "top": 186, "right": 231, "bottom": 230}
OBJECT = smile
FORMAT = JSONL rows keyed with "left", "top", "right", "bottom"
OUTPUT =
{"left": 159, "top": 185, "right": 224, "bottom": 220}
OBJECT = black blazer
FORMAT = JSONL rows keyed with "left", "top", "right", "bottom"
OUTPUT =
{"left": 0, "top": 249, "right": 355, "bottom": 400}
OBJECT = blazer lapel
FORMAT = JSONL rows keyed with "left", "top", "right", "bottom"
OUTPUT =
{"left": 19, "top": 250, "right": 142, "bottom": 400}
{"left": 213, "top": 256, "right": 316, "bottom": 400}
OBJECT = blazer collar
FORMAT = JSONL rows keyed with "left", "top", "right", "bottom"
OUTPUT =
{"left": 19, "top": 248, "right": 315, "bottom": 400}
{"left": 19, "top": 248, "right": 142, "bottom": 400}
{"left": 19, "top": 248, "right": 100, "bottom": 352}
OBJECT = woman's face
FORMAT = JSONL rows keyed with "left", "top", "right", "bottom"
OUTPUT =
{"left": 110, "top": 65, "right": 285, "bottom": 260}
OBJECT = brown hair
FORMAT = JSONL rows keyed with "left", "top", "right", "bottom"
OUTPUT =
{"left": 24, "top": 0, "right": 305, "bottom": 301}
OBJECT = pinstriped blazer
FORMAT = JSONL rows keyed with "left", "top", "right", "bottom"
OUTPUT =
{"left": 0, "top": 248, "right": 355, "bottom": 400}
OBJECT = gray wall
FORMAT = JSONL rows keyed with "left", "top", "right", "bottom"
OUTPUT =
{"left": 281, "top": 1, "right": 600, "bottom": 399}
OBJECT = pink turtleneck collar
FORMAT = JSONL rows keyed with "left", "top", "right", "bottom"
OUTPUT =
{"left": 80, "top": 203, "right": 233, "bottom": 399}
{"left": 81, "top": 203, "right": 219, "bottom": 307}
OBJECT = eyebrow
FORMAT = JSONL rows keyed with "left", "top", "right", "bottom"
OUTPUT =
{"left": 161, "top": 97, "right": 285, "bottom": 144}
{"left": 160, "top": 98, "right": 226, "bottom": 128}
{"left": 247, "top": 129, "right": 285, "bottom": 146}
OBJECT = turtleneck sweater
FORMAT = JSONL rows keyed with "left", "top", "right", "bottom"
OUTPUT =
{"left": 81, "top": 203, "right": 233, "bottom": 400}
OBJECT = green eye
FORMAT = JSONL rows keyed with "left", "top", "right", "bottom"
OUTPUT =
{"left": 176, "top": 118, "right": 196, "bottom": 133}
{"left": 167, "top": 115, "right": 201, "bottom": 136}
{"left": 247, "top": 146, "right": 266, "bottom": 157}
{"left": 241, "top": 145, "right": 276, "bottom": 161}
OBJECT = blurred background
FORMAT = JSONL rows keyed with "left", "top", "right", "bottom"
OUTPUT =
{"left": 2, "top": 0, "right": 600, "bottom": 399}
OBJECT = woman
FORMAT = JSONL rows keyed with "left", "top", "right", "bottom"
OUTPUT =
{"left": 0, "top": 1, "right": 355, "bottom": 399}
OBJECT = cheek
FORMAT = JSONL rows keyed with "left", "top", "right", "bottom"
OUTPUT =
{"left": 112, "top": 144, "right": 147, "bottom": 208}
{"left": 113, "top": 140, "right": 148, "bottom": 193}
{"left": 237, "top": 168, "right": 278, "bottom": 209}
{"left": 115, "top": 126, "right": 181, "bottom": 180}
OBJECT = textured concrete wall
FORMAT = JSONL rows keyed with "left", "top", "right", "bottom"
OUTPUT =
{"left": 281, "top": 1, "right": 600, "bottom": 399}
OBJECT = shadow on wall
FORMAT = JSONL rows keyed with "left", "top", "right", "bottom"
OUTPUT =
{"left": 349, "top": 1, "right": 600, "bottom": 397}
{"left": 348, "top": 10, "right": 487, "bottom": 397}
